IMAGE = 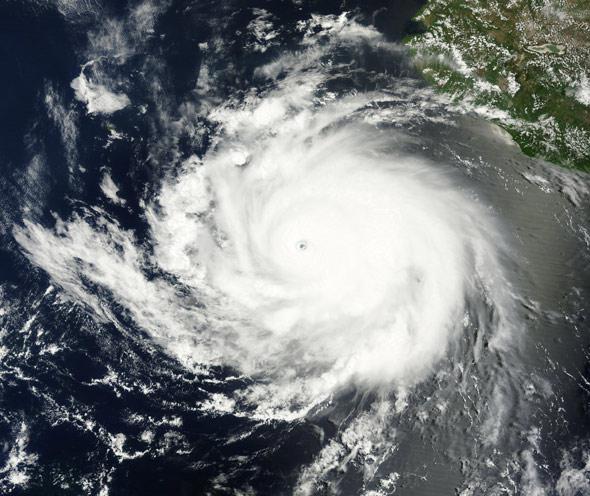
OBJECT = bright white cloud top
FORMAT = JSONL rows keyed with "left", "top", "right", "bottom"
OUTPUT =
{"left": 16, "top": 17, "right": 515, "bottom": 421}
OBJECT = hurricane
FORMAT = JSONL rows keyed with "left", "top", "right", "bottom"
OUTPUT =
{"left": 15, "top": 17, "right": 514, "bottom": 420}
{"left": 151, "top": 87, "right": 514, "bottom": 414}
{"left": 2, "top": 3, "right": 590, "bottom": 495}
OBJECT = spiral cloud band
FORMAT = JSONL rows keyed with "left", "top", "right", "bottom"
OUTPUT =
{"left": 205, "top": 128, "right": 471, "bottom": 385}
{"left": 15, "top": 17, "right": 512, "bottom": 419}
{"left": 148, "top": 83, "right": 510, "bottom": 417}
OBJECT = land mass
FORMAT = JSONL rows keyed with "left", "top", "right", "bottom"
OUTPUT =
{"left": 407, "top": 0, "right": 590, "bottom": 171}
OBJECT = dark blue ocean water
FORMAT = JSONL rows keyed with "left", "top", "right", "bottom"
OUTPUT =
{"left": 1, "top": 1, "right": 590, "bottom": 496}
{"left": 0, "top": 2, "right": 429, "bottom": 494}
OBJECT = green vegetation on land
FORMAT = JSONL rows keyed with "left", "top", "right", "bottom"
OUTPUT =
{"left": 407, "top": 0, "right": 590, "bottom": 171}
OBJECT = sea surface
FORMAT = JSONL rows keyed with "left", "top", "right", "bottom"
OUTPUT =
{"left": 1, "top": 1, "right": 589, "bottom": 495}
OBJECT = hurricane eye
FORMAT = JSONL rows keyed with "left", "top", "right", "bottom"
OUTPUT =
{"left": 296, "top": 240, "right": 308, "bottom": 251}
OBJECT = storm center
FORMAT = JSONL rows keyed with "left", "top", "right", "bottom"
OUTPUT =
{"left": 296, "top": 240, "right": 308, "bottom": 251}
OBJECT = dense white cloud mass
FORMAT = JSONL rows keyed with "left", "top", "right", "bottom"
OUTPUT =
{"left": 71, "top": 70, "right": 130, "bottom": 115}
{"left": 15, "top": 16, "right": 514, "bottom": 421}
{"left": 6, "top": 4, "right": 590, "bottom": 494}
